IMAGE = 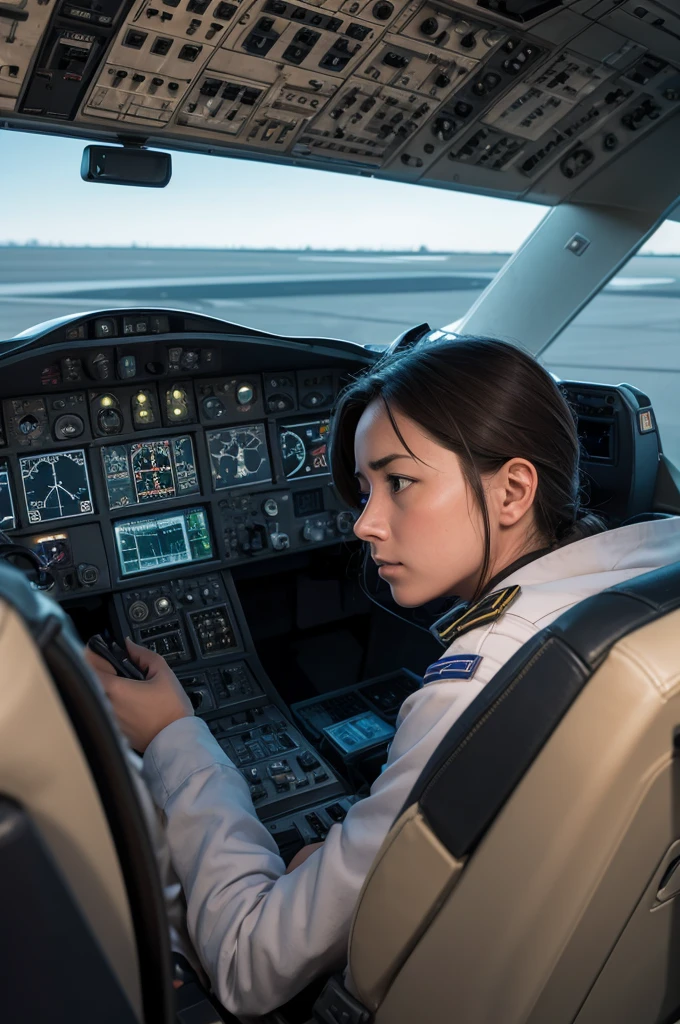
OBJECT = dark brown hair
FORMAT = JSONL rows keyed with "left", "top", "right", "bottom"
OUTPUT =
{"left": 330, "top": 337, "right": 605, "bottom": 600}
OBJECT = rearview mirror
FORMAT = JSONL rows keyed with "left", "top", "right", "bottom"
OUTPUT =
{"left": 80, "top": 145, "right": 172, "bottom": 188}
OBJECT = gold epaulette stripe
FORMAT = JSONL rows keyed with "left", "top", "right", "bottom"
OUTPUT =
{"left": 437, "top": 585, "right": 521, "bottom": 642}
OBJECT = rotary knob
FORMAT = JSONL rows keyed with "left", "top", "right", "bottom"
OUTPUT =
{"left": 270, "top": 532, "right": 290, "bottom": 551}
{"left": 77, "top": 563, "right": 99, "bottom": 587}
{"left": 155, "top": 596, "right": 173, "bottom": 616}
{"left": 335, "top": 511, "right": 356, "bottom": 534}
{"left": 129, "top": 600, "right": 149, "bottom": 622}
{"left": 53, "top": 413, "right": 84, "bottom": 440}
{"left": 302, "top": 520, "right": 326, "bottom": 544}
{"left": 262, "top": 498, "right": 279, "bottom": 517}
{"left": 97, "top": 407, "right": 124, "bottom": 435}
{"left": 202, "top": 396, "right": 225, "bottom": 420}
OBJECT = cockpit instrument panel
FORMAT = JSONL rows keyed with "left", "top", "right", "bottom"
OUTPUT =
{"left": 279, "top": 419, "right": 330, "bottom": 480}
{"left": 102, "top": 435, "right": 200, "bottom": 509}
{"left": 114, "top": 505, "right": 213, "bottom": 577}
{"left": 207, "top": 424, "right": 272, "bottom": 490}
{"left": 0, "top": 461, "right": 16, "bottom": 531}
{"left": 19, "top": 449, "right": 93, "bottom": 524}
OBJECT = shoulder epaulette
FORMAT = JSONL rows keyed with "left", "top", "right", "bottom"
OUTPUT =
{"left": 429, "top": 585, "right": 521, "bottom": 647}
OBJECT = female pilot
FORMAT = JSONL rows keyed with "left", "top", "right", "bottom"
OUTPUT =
{"left": 86, "top": 338, "right": 680, "bottom": 1019}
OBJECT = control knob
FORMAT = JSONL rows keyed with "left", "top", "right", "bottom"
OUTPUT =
{"left": 267, "top": 395, "right": 294, "bottom": 413}
{"left": 155, "top": 596, "right": 173, "bottom": 616}
{"left": 420, "top": 16, "right": 438, "bottom": 35}
{"left": 270, "top": 531, "right": 290, "bottom": 551}
{"left": 77, "top": 562, "right": 99, "bottom": 587}
{"left": 97, "top": 407, "right": 123, "bottom": 435}
{"left": 53, "top": 413, "right": 84, "bottom": 440}
{"left": 262, "top": 498, "right": 279, "bottom": 518}
{"left": 372, "top": 0, "right": 393, "bottom": 18}
{"left": 335, "top": 510, "right": 355, "bottom": 534}
{"left": 129, "top": 600, "right": 149, "bottom": 622}
{"left": 302, "top": 520, "right": 326, "bottom": 544}
{"left": 202, "top": 396, "right": 225, "bottom": 420}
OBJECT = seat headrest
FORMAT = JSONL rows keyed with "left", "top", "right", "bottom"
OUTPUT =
{"left": 558, "top": 380, "right": 661, "bottom": 525}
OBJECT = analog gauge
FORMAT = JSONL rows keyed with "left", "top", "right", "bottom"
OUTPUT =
{"left": 279, "top": 419, "right": 330, "bottom": 479}
{"left": 280, "top": 430, "right": 306, "bottom": 478}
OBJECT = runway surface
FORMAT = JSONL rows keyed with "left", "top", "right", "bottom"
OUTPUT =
{"left": 1, "top": 246, "right": 679, "bottom": 459}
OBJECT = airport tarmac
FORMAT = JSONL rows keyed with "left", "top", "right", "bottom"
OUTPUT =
{"left": 1, "top": 247, "right": 679, "bottom": 458}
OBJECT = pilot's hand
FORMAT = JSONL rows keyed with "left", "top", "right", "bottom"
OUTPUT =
{"left": 285, "top": 841, "right": 324, "bottom": 873}
{"left": 85, "top": 637, "right": 194, "bottom": 753}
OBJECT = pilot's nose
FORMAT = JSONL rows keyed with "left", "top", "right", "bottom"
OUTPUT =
{"left": 353, "top": 494, "right": 389, "bottom": 544}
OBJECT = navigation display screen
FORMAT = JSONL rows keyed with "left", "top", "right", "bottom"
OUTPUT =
{"left": 114, "top": 506, "right": 213, "bottom": 577}
{"left": 279, "top": 419, "right": 330, "bottom": 480}
{"left": 0, "top": 459, "right": 16, "bottom": 531}
{"left": 207, "top": 423, "right": 272, "bottom": 490}
{"left": 323, "top": 711, "right": 395, "bottom": 756}
{"left": 20, "top": 449, "right": 93, "bottom": 524}
{"left": 102, "top": 436, "right": 199, "bottom": 509}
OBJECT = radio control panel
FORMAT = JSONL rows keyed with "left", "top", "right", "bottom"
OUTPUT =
{"left": 120, "top": 571, "right": 241, "bottom": 664}
{"left": 207, "top": 704, "right": 343, "bottom": 815}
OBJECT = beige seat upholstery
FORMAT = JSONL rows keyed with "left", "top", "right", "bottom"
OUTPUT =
{"left": 341, "top": 562, "right": 680, "bottom": 1024}
{"left": 0, "top": 562, "right": 177, "bottom": 1024}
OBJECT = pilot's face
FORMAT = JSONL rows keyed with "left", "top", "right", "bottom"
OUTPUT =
{"left": 353, "top": 399, "right": 487, "bottom": 608}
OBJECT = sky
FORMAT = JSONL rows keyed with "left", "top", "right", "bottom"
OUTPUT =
{"left": 2, "top": 129, "right": 680, "bottom": 252}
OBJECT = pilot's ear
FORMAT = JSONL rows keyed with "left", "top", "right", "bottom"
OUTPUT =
{"left": 496, "top": 458, "right": 539, "bottom": 528}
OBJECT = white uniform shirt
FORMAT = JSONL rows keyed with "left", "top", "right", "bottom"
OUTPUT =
{"left": 142, "top": 518, "right": 680, "bottom": 1019}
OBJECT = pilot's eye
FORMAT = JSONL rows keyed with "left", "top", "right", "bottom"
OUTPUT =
{"left": 389, "top": 475, "right": 413, "bottom": 495}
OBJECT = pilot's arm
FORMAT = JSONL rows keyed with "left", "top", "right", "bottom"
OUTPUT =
{"left": 86, "top": 628, "right": 531, "bottom": 1018}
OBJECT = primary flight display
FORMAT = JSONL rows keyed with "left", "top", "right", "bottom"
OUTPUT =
{"left": 102, "top": 436, "right": 200, "bottom": 509}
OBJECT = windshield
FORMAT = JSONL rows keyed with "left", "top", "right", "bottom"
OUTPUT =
{"left": 542, "top": 219, "right": 680, "bottom": 464}
{"left": 1, "top": 131, "right": 546, "bottom": 344}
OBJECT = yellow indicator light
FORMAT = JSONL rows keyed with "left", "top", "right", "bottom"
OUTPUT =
{"left": 173, "top": 407, "right": 183, "bottom": 416}
{"left": 172, "top": 389, "right": 183, "bottom": 401}
{"left": 138, "top": 409, "right": 149, "bottom": 419}
{"left": 100, "top": 395, "right": 114, "bottom": 408}
{"left": 136, "top": 393, "right": 147, "bottom": 404}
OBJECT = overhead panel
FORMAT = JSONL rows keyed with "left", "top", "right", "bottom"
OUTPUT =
{"left": 2, "top": 0, "right": 680, "bottom": 203}
{"left": 0, "top": 0, "right": 56, "bottom": 111}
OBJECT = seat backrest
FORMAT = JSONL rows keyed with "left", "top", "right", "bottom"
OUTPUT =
{"left": 345, "top": 561, "right": 680, "bottom": 1024}
{"left": 0, "top": 561, "right": 175, "bottom": 1024}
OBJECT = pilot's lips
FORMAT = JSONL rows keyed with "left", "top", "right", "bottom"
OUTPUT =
{"left": 375, "top": 559, "right": 404, "bottom": 579}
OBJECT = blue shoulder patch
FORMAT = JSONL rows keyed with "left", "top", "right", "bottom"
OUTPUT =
{"left": 424, "top": 654, "right": 482, "bottom": 685}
